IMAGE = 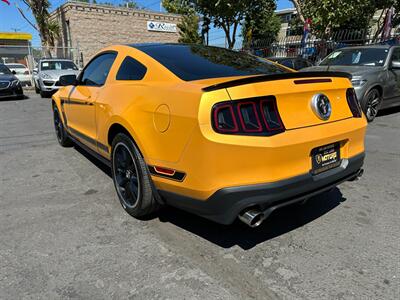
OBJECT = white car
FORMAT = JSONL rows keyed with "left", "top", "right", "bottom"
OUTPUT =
{"left": 5, "top": 63, "right": 32, "bottom": 86}
{"left": 34, "top": 59, "right": 80, "bottom": 98}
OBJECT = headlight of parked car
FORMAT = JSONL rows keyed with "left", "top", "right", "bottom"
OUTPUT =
{"left": 11, "top": 80, "right": 20, "bottom": 87}
{"left": 351, "top": 78, "right": 367, "bottom": 87}
{"left": 41, "top": 73, "right": 52, "bottom": 79}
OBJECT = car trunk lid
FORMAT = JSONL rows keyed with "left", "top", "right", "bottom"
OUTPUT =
{"left": 203, "top": 72, "right": 354, "bottom": 130}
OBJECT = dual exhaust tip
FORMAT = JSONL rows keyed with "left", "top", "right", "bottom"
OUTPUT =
{"left": 238, "top": 209, "right": 265, "bottom": 228}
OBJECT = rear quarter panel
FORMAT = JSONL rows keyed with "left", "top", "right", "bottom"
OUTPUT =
{"left": 95, "top": 46, "right": 204, "bottom": 163}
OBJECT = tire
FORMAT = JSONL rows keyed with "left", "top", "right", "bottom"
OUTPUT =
{"left": 35, "top": 84, "right": 40, "bottom": 94}
{"left": 111, "top": 133, "right": 159, "bottom": 218}
{"left": 40, "top": 90, "right": 50, "bottom": 98}
{"left": 52, "top": 105, "right": 72, "bottom": 147}
{"left": 362, "top": 88, "right": 382, "bottom": 122}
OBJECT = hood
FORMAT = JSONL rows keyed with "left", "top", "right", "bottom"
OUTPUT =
{"left": 0, "top": 74, "right": 18, "bottom": 81}
{"left": 301, "top": 65, "right": 383, "bottom": 77}
{"left": 40, "top": 69, "right": 79, "bottom": 79}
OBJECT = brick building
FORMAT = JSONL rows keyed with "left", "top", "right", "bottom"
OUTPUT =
{"left": 51, "top": 1, "right": 182, "bottom": 64}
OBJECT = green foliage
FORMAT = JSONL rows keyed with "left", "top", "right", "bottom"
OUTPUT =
{"left": 194, "top": 0, "right": 250, "bottom": 49}
{"left": 242, "top": 0, "right": 279, "bottom": 46}
{"left": 287, "top": 15, "right": 303, "bottom": 36}
{"left": 162, "top": 0, "right": 202, "bottom": 44}
{"left": 19, "top": 0, "right": 60, "bottom": 53}
{"left": 300, "top": 0, "right": 376, "bottom": 34}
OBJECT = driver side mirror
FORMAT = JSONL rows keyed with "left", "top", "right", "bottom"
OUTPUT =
{"left": 12, "top": 70, "right": 16, "bottom": 75}
{"left": 391, "top": 61, "right": 400, "bottom": 69}
{"left": 32, "top": 68, "right": 38, "bottom": 75}
{"left": 59, "top": 74, "right": 78, "bottom": 86}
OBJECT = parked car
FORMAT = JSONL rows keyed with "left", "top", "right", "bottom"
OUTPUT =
{"left": 5, "top": 63, "right": 31, "bottom": 86}
{"left": 52, "top": 44, "right": 366, "bottom": 227}
{"left": 0, "top": 64, "right": 24, "bottom": 100}
{"left": 34, "top": 58, "right": 80, "bottom": 98}
{"left": 268, "top": 56, "right": 313, "bottom": 70}
{"left": 302, "top": 45, "right": 400, "bottom": 121}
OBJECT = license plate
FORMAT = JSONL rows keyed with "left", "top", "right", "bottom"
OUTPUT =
{"left": 311, "top": 143, "right": 341, "bottom": 175}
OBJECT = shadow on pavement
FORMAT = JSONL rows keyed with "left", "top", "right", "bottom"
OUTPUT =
{"left": 71, "top": 142, "right": 347, "bottom": 250}
{"left": 0, "top": 94, "right": 30, "bottom": 102}
{"left": 157, "top": 188, "right": 346, "bottom": 250}
{"left": 377, "top": 105, "right": 400, "bottom": 117}
{"left": 73, "top": 144, "right": 112, "bottom": 177}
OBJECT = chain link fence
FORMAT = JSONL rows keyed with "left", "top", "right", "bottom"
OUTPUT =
{"left": 240, "top": 29, "right": 400, "bottom": 64}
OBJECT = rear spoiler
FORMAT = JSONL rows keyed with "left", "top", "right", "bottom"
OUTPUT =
{"left": 202, "top": 71, "right": 352, "bottom": 92}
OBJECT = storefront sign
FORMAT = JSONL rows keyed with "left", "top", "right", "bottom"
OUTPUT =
{"left": 147, "top": 21, "right": 177, "bottom": 33}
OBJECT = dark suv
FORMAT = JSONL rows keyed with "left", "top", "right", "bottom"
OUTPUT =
{"left": 0, "top": 64, "right": 24, "bottom": 100}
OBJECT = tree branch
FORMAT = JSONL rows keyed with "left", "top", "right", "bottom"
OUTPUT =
{"left": 15, "top": 4, "right": 38, "bottom": 32}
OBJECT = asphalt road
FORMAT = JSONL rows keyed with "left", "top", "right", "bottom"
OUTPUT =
{"left": 0, "top": 91, "right": 399, "bottom": 299}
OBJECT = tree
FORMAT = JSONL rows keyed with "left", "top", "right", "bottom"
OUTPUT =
{"left": 17, "top": 0, "right": 60, "bottom": 57}
{"left": 371, "top": 0, "right": 400, "bottom": 41}
{"left": 290, "top": 0, "right": 305, "bottom": 23}
{"left": 241, "top": 0, "right": 279, "bottom": 47}
{"left": 162, "top": 0, "right": 201, "bottom": 44}
{"left": 290, "top": 1, "right": 376, "bottom": 36}
{"left": 194, "top": 0, "right": 277, "bottom": 49}
{"left": 194, "top": 0, "right": 249, "bottom": 49}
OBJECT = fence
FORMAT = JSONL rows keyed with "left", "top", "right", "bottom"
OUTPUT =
{"left": 241, "top": 29, "right": 400, "bottom": 63}
{"left": 0, "top": 45, "right": 83, "bottom": 71}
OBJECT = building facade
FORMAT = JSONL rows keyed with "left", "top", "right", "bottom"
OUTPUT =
{"left": 275, "top": 8, "right": 297, "bottom": 40}
{"left": 51, "top": 1, "right": 182, "bottom": 65}
{"left": 0, "top": 32, "right": 32, "bottom": 64}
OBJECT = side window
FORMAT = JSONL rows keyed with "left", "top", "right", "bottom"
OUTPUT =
{"left": 116, "top": 56, "right": 147, "bottom": 80}
{"left": 391, "top": 48, "right": 400, "bottom": 63}
{"left": 294, "top": 59, "right": 308, "bottom": 70}
{"left": 280, "top": 59, "right": 294, "bottom": 69}
{"left": 80, "top": 52, "right": 117, "bottom": 86}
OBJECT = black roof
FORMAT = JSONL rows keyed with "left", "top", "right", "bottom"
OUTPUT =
{"left": 128, "top": 43, "right": 287, "bottom": 81}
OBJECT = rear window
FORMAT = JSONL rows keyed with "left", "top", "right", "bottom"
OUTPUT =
{"left": 7, "top": 64, "right": 26, "bottom": 69}
{"left": 0, "top": 64, "right": 12, "bottom": 75}
{"left": 134, "top": 44, "right": 287, "bottom": 81}
{"left": 41, "top": 60, "right": 78, "bottom": 71}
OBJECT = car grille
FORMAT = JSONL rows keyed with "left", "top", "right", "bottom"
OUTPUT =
{"left": 43, "top": 80, "right": 54, "bottom": 86}
{"left": 0, "top": 81, "right": 10, "bottom": 89}
{"left": 0, "top": 89, "right": 13, "bottom": 96}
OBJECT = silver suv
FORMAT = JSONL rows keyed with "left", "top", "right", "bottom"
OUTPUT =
{"left": 302, "top": 45, "right": 400, "bottom": 122}
{"left": 34, "top": 59, "right": 80, "bottom": 98}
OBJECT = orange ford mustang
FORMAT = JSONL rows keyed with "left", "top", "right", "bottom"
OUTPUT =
{"left": 52, "top": 44, "right": 367, "bottom": 227}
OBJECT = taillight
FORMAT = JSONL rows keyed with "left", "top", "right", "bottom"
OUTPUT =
{"left": 346, "top": 88, "right": 362, "bottom": 118}
{"left": 24, "top": 70, "right": 29, "bottom": 75}
{"left": 212, "top": 97, "right": 285, "bottom": 136}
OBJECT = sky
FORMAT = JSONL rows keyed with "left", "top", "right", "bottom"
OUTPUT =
{"left": 0, "top": 0, "right": 293, "bottom": 47}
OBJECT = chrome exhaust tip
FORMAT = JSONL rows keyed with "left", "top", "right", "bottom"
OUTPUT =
{"left": 350, "top": 168, "right": 364, "bottom": 181}
{"left": 238, "top": 209, "right": 265, "bottom": 228}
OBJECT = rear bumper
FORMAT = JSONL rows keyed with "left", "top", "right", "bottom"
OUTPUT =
{"left": 159, "top": 152, "right": 364, "bottom": 225}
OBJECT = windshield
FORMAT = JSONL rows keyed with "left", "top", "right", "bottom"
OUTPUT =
{"left": 320, "top": 48, "right": 389, "bottom": 67}
{"left": 0, "top": 64, "right": 12, "bottom": 75}
{"left": 41, "top": 61, "right": 78, "bottom": 71}
{"left": 134, "top": 44, "right": 288, "bottom": 81}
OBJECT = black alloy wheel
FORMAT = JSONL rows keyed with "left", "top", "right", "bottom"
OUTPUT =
{"left": 113, "top": 142, "right": 141, "bottom": 208}
{"left": 363, "top": 88, "right": 381, "bottom": 122}
{"left": 111, "top": 133, "right": 159, "bottom": 218}
{"left": 53, "top": 105, "right": 72, "bottom": 147}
